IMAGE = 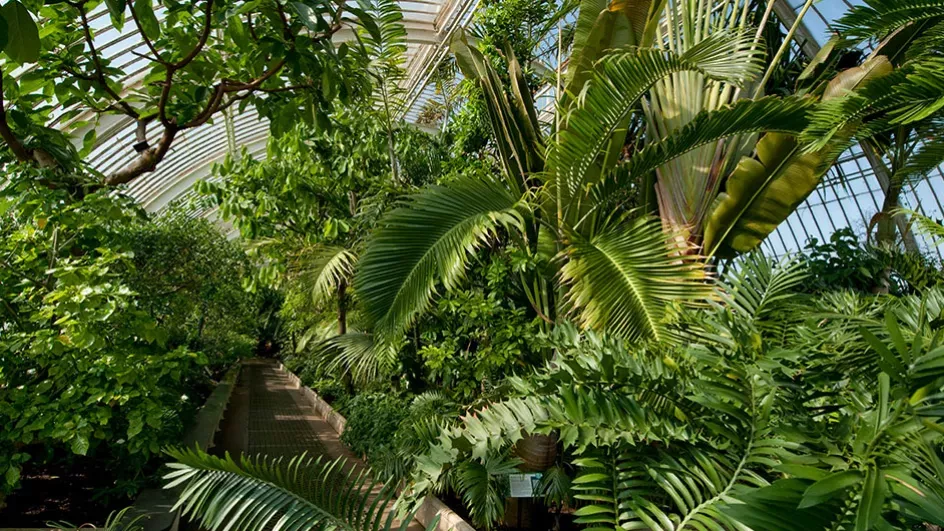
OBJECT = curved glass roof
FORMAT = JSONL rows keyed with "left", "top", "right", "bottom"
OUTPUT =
{"left": 50, "top": 0, "right": 944, "bottom": 260}
{"left": 50, "top": 0, "right": 478, "bottom": 218}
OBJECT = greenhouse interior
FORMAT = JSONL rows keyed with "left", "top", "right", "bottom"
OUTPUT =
{"left": 5, "top": 0, "right": 944, "bottom": 529}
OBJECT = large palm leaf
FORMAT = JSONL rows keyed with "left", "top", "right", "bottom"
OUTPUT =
{"left": 548, "top": 30, "right": 764, "bottom": 224}
{"left": 308, "top": 331, "right": 398, "bottom": 384}
{"left": 164, "top": 448, "right": 434, "bottom": 531}
{"left": 560, "top": 217, "right": 712, "bottom": 342}
{"left": 290, "top": 245, "right": 358, "bottom": 305}
{"left": 354, "top": 176, "right": 524, "bottom": 338}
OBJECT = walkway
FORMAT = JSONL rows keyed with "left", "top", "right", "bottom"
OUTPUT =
{"left": 214, "top": 359, "right": 424, "bottom": 530}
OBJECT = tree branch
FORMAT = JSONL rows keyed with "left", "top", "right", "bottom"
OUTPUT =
{"left": 126, "top": 0, "right": 169, "bottom": 65}
{"left": 72, "top": 2, "right": 140, "bottom": 119}
{"left": 173, "top": 0, "right": 215, "bottom": 69}
{"left": 104, "top": 125, "right": 177, "bottom": 186}
{"left": 0, "top": 68, "right": 34, "bottom": 162}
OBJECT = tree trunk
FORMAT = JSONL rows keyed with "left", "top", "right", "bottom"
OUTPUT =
{"left": 337, "top": 279, "right": 347, "bottom": 335}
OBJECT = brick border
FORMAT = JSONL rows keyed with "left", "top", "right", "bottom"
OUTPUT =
{"left": 275, "top": 363, "right": 475, "bottom": 531}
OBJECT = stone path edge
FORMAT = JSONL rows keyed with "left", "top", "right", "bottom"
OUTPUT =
{"left": 274, "top": 362, "right": 476, "bottom": 531}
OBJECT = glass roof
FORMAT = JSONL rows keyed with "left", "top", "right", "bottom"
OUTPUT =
{"left": 48, "top": 0, "right": 479, "bottom": 218}
{"left": 47, "top": 0, "right": 944, "bottom": 259}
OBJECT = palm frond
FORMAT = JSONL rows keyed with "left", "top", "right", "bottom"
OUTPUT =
{"left": 164, "top": 447, "right": 431, "bottom": 531}
{"left": 589, "top": 95, "right": 816, "bottom": 218}
{"left": 833, "top": 0, "right": 944, "bottom": 45}
{"left": 897, "top": 207, "right": 944, "bottom": 244}
{"left": 290, "top": 245, "right": 358, "bottom": 305}
{"left": 309, "top": 332, "right": 397, "bottom": 384}
{"left": 560, "top": 217, "right": 713, "bottom": 342}
{"left": 802, "top": 56, "right": 944, "bottom": 152}
{"left": 355, "top": 176, "right": 524, "bottom": 338}
{"left": 549, "top": 30, "right": 764, "bottom": 220}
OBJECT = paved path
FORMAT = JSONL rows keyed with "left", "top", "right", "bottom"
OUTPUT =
{"left": 215, "top": 359, "right": 423, "bottom": 530}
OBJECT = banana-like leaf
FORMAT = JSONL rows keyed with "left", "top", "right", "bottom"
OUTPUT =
{"left": 451, "top": 31, "right": 543, "bottom": 193}
{"left": 565, "top": 0, "right": 665, "bottom": 96}
{"left": 164, "top": 447, "right": 433, "bottom": 531}
{"left": 587, "top": 95, "right": 816, "bottom": 232}
{"left": 355, "top": 177, "right": 523, "bottom": 338}
{"left": 703, "top": 57, "right": 894, "bottom": 258}
{"left": 549, "top": 30, "right": 764, "bottom": 226}
{"left": 560, "top": 217, "right": 712, "bottom": 342}
{"left": 702, "top": 132, "right": 822, "bottom": 258}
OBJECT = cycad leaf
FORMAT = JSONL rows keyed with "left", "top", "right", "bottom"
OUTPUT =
{"left": 164, "top": 447, "right": 428, "bottom": 531}
{"left": 355, "top": 177, "right": 523, "bottom": 338}
{"left": 560, "top": 217, "right": 712, "bottom": 342}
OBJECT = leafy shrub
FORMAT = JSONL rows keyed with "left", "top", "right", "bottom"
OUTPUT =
{"left": 802, "top": 228, "right": 943, "bottom": 294}
{"left": 339, "top": 394, "right": 409, "bottom": 464}
{"left": 0, "top": 166, "right": 249, "bottom": 500}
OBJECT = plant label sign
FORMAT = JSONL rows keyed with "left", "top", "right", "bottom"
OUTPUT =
{"left": 508, "top": 472, "right": 542, "bottom": 498}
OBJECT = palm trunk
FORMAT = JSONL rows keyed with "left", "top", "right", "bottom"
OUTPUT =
{"left": 337, "top": 280, "right": 347, "bottom": 335}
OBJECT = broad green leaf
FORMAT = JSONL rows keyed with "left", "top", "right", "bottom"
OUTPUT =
{"left": 104, "top": 0, "right": 125, "bottom": 31}
{"left": 2, "top": 0, "right": 39, "bottom": 64}
{"left": 799, "top": 470, "right": 863, "bottom": 508}
{"left": 71, "top": 434, "right": 90, "bottom": 456}
{"left": 703, "top": 133, "right": 823, "bottom": 258}
{"left": 133, "top": 0, "right": 161, "bottom": 40}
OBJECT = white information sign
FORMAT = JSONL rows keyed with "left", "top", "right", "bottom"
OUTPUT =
{"left": 508, "top": 472, "right": 542, "bottom": 498}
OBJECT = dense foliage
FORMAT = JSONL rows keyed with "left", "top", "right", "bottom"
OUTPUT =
{"left": 2, "top": 0, "right": 944, "bottom": 528}
{"left": 0, "top": 162, "right": 256, "bottom": 504}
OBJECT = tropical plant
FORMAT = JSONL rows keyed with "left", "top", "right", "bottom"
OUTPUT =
{"left": 164, "top": 447, "right": 436, "bottom": 531}
{"left": 351, "top": 0, "right": 905, "bottom": 363}
{"left": 799, "top": 0, "right": 944, "bottom": 246}
{"left": 409, "top": 253, "right": 944, "bottom": 529}
{"left": 0, "top": 0, "right": 378, "bottom": 186}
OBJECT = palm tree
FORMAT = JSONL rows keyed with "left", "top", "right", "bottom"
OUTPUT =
{"left": 799, "top": 0, "right": 944, "bottom": 247}
{"left": 354, "top": 0, "right": 895, "bottom": 349}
